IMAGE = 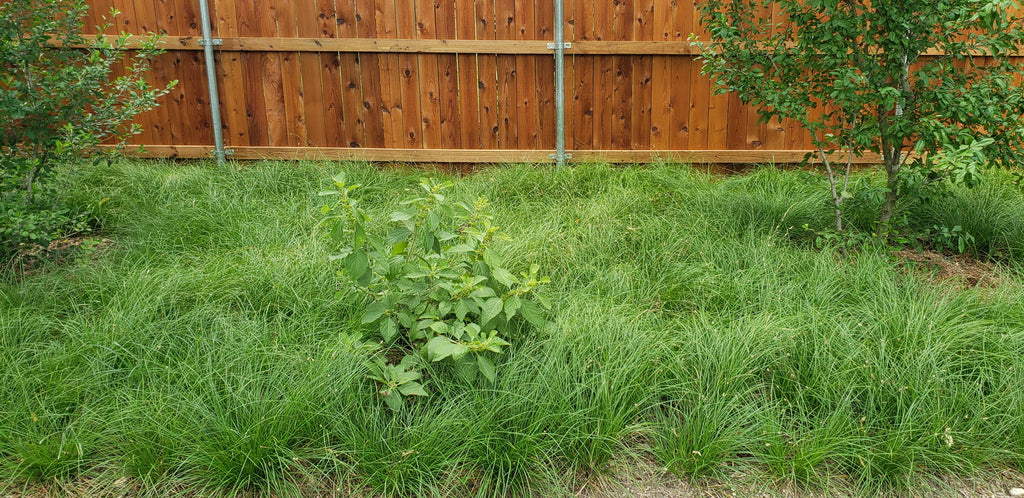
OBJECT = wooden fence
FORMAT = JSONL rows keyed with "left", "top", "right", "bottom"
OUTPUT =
{"left": 82, "top": 0, "right": 1021, "bottom": 163}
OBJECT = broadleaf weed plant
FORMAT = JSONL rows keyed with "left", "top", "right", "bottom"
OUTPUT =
{"left": 320, "top": 175, "right": 550, "bottom": 410}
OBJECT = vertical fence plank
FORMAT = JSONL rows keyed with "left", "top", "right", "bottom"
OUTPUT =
{"left": 436, "top": 0, "right": 461, "bottom": 148}
{"left": 214, "top": 0, "right": 252, "bottom": 147}
{"left": 293, "top": 0, "right": 328, "bottom": 146}
{"left": 148, "top": 0, "right": 186, "bottom": 143}
{"left": 725, "top": 92, "right": 747, "bottom": 150}
{"left": 455, "top": 0, "right": 481, "bottom": 148}
{"left": 610, "top": 0, "right": 633, "bottom": 150}
{"left": 257, "top": 0, "right": 288, "bottom": 145}
{"left": 319, "top": 0, "right": 348, "bottom": 148}
{"left": 477, "top": 0, "right": 500, "bottom": 148}
{"left": 119, "top": 0, "right": 156, "bottom": 145}
{"left": 539, "top": 0, "right": 557, "bottom": 150}
{"left": 630, "top": 0, "right": 654, "bottom": 150}
{"left": 337, "top": 0, "right": 366, "bottom": 147}
{"left": 592, "top": 0, "right": 613, "bottom": 149}
{"left": 375, "top": 0, "right": 403, "bottom": 148}
{"left": 395, "top": 3, "right": 423, "bottom": 148}
{"left": 275, "top": 0, "right": 309, "bottom": 147}
{"left": 649, "top": 0, "right": 673, "bottom": 149}
{"left": 354, "top": 0, "right": 385, "bottom": 147}
{"left": 571, "top": 0, "right": 594, "bottom": 150}
{"left": 514, "top": 0, "right": 538, "bottom": 149}
{"left": 415, "top": 0, "right": 442, "bottom": 149}
{"left": 176, "top": 0, "right": 212, "bottom": 145}
{"left": 688, "top": 0, "right": 712, "bottom": 150}
{"left": 495, "top": 0, "right": 518, "bottom": 148}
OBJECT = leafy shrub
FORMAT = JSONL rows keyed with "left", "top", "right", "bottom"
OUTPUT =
{"left": 1, "top": 0, "right": 171, "bottom": 256}
{"left": 321, "top": 176, "right": 550, "bottom": 410}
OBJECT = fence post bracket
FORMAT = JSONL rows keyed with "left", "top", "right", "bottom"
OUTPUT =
{"left": 198, "top": 38, "right": 223, "bottom": 46}
{"left": 547, "top": 42, "right": 572, "bottom": 50}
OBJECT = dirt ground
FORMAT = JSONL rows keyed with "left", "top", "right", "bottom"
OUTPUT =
{"left": 580, "top": 453, "right": 1024, "bottom": 497}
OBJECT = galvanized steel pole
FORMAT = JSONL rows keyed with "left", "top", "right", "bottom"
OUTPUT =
{"left": 197, "top": 0, "right": 226, "bottom": 164}
{"left": 553, "top": 0, "right": 568, "bottom": 168}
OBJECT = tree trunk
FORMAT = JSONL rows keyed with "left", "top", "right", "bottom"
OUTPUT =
{"left": 877, "top": 155, "right": 900, "bottom": 236}
{"left": 877, "top": 50, "right": 912, "bottom": 238}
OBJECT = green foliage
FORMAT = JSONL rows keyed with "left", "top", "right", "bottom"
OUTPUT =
{"left": 5, "top": 162, "right": 1024, "bottom": 495}
{"left": 0, "top": 0, "right": 172, "bottom": 255}
{"left": 321, "top": 175, "right": 550, "bottom": 409}
{"left": 696, "top": 0, "right": 1024, "bottom": 236}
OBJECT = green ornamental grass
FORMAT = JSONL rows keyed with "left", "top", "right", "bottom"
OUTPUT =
{"left": 1, "top": 160, "right": 1023, "bottom": 496}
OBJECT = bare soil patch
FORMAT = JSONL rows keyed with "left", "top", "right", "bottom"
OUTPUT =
{"left": 893, "top": 249, "right": 1003, "bottom": 289}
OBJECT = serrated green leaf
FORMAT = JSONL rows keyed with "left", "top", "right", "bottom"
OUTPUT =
{"left": 390, "top": 210, "right": 415, "bottom": 222}
{"left": 491, "top": 268, "right": 515, "bottom": 287}
{"left": 427, "top": 336, "right": 458, "bottom": 361}
{"left": 477, "top": 355, "right": 496, "bottom": 383}
{"left": 330, "top": 221, "right": 347, "bottom": 242}
{"left": 346, "top": 250, "right": 368, "bottom": 279}
{"left": 455, "top": 299, "right": 470, "bottom": 321}
{"left": 386, "top": 226, "right": 412, "bottom": 245}
{"left": 482, "top": 247, "right": 502, "bottom": 268}
{"left": 481, "top": 297, "right": 503, "bottom": 324}
{"left": 361, "top": 302, "right": 388, "bottom": 324}
{"left": 381, "top": 317, "right": 399, "bottom": 342}
{"left": 504, "top": 295, "right": 521, "bottom": 318}
{"left": 470, "top": 287, "right": 496, "bottom": 299}
{"left": 426, "top": 210, "right": 441, "bottom": 231}
{"left": 382, "top": 391, "right": 404, "bottom": 411}
{"left": 450, "top": 343, "right": 470, "bottom": 360}
{"left": 391, "top": 240, "right": 409, "bottom": 256}
{"left": 398, "top": 382, "right": 428, "bottom": 397}
{"left": 438, "top": 300, "right": 452, "bottom": 317}
{"left": 519, "top": 299, "right": 546, "bottom": 327}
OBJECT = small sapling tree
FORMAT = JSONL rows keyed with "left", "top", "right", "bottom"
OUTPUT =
{"left": 695, "top": 0, "right": 1024, "bottom": 237}
{"left": 1, "top": 0, "right": 172, "bottom": 255}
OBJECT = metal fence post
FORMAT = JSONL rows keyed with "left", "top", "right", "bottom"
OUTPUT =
{"left": 197, "top": 0, "right": 227, "bottom": 164}
{"left": 552, "top": 0, "right": 569, "bottom": 168}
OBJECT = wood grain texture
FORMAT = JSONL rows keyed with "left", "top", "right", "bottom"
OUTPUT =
{"left": 591, "top": 0, "right": 613, "bottom": 149}
{"left": 355, "top": 0, "right": 385, "bottom": 147}
{"left": 88, "top": 0, "right": 1021, "bottom": 157}
{"left": 109, "top": 145, "right": 886, "bottom": 164}
{"left": 455, "top": 0, "right": 481, "bottom": 149}
{"left": 610, "top": 0, "right": 633, "bottom": 150}
{"left": 414, "top": 0, "right": 442, "bottom": 149}
{"left": 477, "top": 0, "right": 500, "bottom": 149}
{"left": 436, "top": 0, "right": 461, "bottom": 148}
{"left": 293, "top": 0, "right": 327, "bottom": 146}
{"left": 337, "top": 0, "right": 366, "bottom": 148}
{"left": 495, "top": 0, "right": 518, "bottom": 149}
{"left": 514, "top": 0, "right": 538, "bottom": 149}
{"left": 396, "top": 2, "right": 423, "bottom": 148}
{"left": 631, "top": 0, "right": 654, "bottom": 150}
{"left": 69, "top": 35, "right": 1024, "bottom": 55}
{"left": 570, "top": 0, "right": 594, "bottom": 150}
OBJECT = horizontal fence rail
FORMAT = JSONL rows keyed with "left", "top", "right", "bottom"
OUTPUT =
{"left": 75, "top": 0, "right": 1024, "bottom": 163}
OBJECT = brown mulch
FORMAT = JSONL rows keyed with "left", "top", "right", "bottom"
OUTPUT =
{"left": 4, "top": 235, "right": 112, "bottom": 276}
{"left": 893, "top": 248, "right": 1003, "bottom": 289}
